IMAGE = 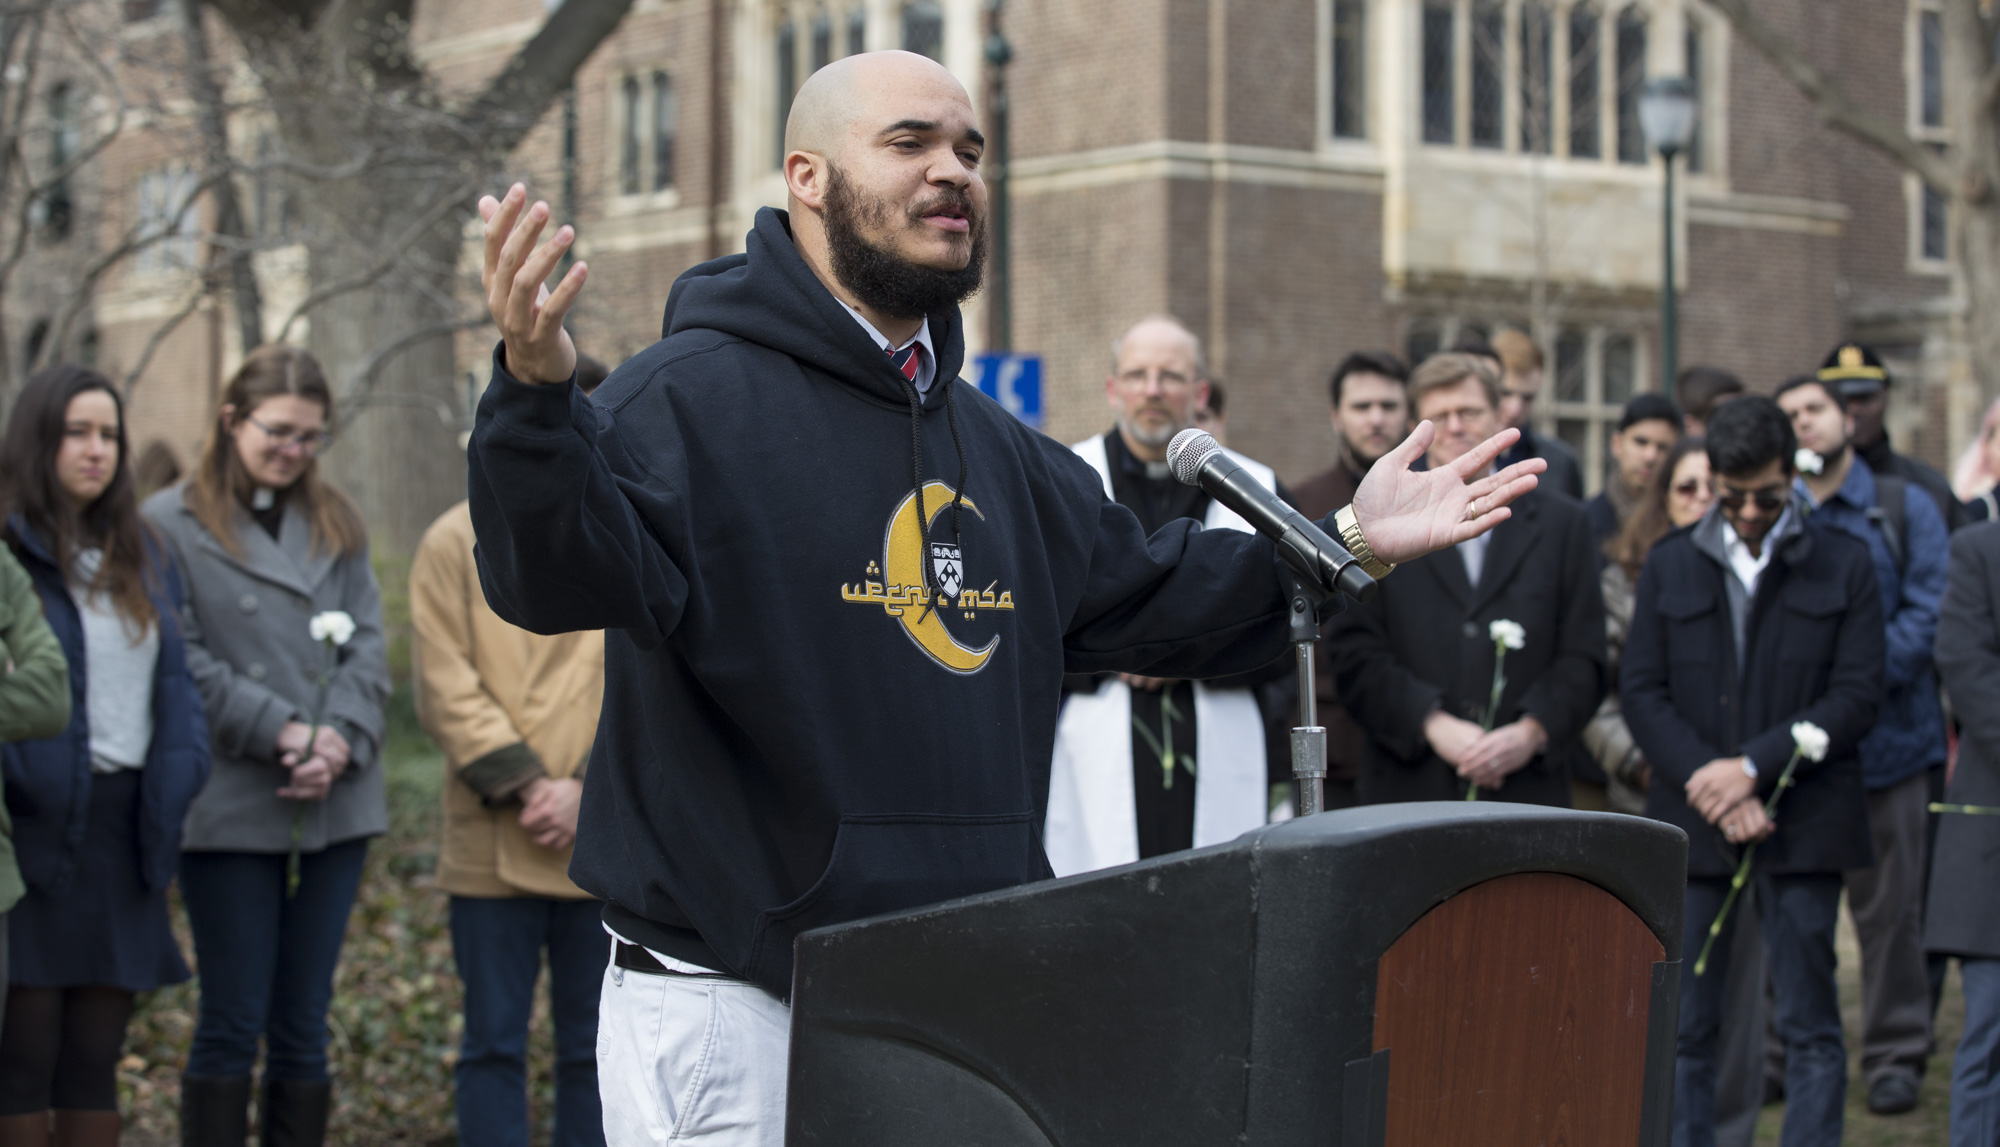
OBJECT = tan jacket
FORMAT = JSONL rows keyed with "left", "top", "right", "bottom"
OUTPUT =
{"left": 411, "top": 502, "right": 604, "bottom": 899}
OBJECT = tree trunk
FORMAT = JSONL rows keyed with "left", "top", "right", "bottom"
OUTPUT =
{"left": 1947, "top": 1, "right": 2000, "bottom": 408}
{"left": 205, "top": 0, "right": 634, "bottom": 553}
{"left": 308, "top": 223, "right": 465, "bottom": 557}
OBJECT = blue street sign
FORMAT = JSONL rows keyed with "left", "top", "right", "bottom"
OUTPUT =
{"left": 974, "top": 353, "right": 1043, "bottom": 428}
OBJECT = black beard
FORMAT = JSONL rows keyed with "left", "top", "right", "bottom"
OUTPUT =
{"left": 824, "top": 166, "right": 987, "bottom": 321}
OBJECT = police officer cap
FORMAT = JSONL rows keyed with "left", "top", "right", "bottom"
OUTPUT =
{"left": 1817, "top": 343, "right": 1889, "bottom": 398}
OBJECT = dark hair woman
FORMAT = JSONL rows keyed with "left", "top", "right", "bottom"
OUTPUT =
{"left": 142, "top": 346, "right": 389, "bottom": 1147}
{"left": 0, "top": 366, "right": 211, "bottom": 1146}
{"left": 1582, "top": 434, "right": 1714, "bottom": 814}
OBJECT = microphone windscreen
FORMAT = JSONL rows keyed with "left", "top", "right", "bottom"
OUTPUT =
{"left": 1166, "top": 428, "right": 1219, "bottom": 487}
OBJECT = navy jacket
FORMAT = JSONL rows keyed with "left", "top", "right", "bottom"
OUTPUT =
{"left": 2, "top": 520, "right": 210, "bottom": 895}
{"left": 1797, "top": 457, "right": 1948, "bottom": 790}
{"left": 469, "top": 208, "right": 1299, "bottom": 996}
{"left": 1622, "top": 508, "right": 1882, "bottom": 877}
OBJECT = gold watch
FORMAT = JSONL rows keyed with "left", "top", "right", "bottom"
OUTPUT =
{"left": 1335, "top": 504, "right": 1395, "bottom": 580}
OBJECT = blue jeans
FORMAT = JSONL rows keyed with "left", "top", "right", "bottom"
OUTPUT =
{"left": 1675, "top": 872, "right": 1845, "bottom": 1147}
{"left": 1955, "top": 958, "right": 2000, "bottom": 1147}
{"left": 180, "top": 839, "right": 369, "bottom": 1081}
{"left": 450, "top": 895, "right": 605, "bottom": 1147}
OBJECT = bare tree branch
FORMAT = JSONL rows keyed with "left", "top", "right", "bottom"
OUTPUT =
{"left": 1707, "top": 0, "right": 1956, "bottom": 191}
{"left": 459, "top": 0, "right": 636, "bottom": 153}
{"left": 182, "top": 0, "right": 264, "bottom": 354}
{"left": 46, "top": 168, "right": 232, "bottom": 362}
{"left": 119, "top": 281, "right": 213, "bottom": 397}
{"left": 271, "top": 176, "right": 478, "bottom": 341}
{"left": 337, "top": 312, "right": 488, "bottom": 417}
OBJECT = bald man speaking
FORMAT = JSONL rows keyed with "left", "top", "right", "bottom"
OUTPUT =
{"left": 470, "top": 50, "right": 1541, "bottom": 1144}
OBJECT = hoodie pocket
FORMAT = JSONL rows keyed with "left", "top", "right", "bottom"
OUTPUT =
{"left": 747, "top": 812, "right": 1044, "bottom": 992}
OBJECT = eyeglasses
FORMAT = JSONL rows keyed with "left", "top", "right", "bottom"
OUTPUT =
{"left": 1715, "top": 483, "right": 1789, "bottom": 514}
{"left": 1672, "top": 480, "right": 1711, "bottom": 499}
{"left": 245, "top": 415, "right": 332, "bottom": 456}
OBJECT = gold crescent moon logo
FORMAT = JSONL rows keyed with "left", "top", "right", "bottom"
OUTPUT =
{"left": 884, "top": 481, "right": 997, "bottom": 674}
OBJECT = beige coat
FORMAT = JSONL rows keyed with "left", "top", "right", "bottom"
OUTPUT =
{"left": 411, "top": 502, "right": 603, "bottom": 899}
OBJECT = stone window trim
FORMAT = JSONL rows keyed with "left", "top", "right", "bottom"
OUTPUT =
{"left": 610, "top": 66, "right": 682, "bottom": 211}
{"left": 133, "top": 164, "right": 202, "bottom": 278}
{"left": 1320, "top": 0, "right": 1373, "bottom": 145}
{"left": 1415, "top": 0, "right": 1722, "bottom": 172}
{"left": 1907, "top": 170, "right": 1951, "bottom": 275}
{"left": 1905, "top": 2, "right": 1949, "bottom": 274}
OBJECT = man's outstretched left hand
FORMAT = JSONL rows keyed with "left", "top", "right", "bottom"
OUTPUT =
{"left": 1349, "top": 423, "right": 1545, "bottom": 565}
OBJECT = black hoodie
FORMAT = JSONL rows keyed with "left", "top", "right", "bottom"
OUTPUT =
{"left": 469, "top": 208, "right": 1298, "bottom": 996}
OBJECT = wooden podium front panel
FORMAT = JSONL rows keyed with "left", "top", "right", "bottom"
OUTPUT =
{"left": 1371, "top": 872, "right": 1664, "bottom": 1146}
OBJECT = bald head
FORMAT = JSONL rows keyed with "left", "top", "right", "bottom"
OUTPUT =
{"left": 1107, "top": 316, "right": 1210, "bottom": 458}
{"left": 779, "top": 50, "right": 988, "bottom": 335}
{"left": 785, "top": 51, "right": 977, "bottom": 161}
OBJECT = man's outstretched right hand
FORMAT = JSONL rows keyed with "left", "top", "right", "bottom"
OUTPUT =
{"left": 479, "top": 184, "right": 587, "bottom": 386}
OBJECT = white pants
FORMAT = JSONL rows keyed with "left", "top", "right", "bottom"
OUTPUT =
{"left": 597, "top": 958, "right": 792, "bottom": 1145}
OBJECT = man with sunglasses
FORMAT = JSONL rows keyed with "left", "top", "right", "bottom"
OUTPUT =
{"left": 1623, "top": 395, "right": 1884, "bottom": 1147}
{"left": 1775, "top": 374, "right": 1949, "bottom": 1116}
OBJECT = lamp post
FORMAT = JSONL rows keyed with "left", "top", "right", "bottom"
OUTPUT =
{"left": 985, "top": 0, "right": 1012, "bottom": 352}
{"left": 1639, "top": 77, "right": 1697, "bottom": 391}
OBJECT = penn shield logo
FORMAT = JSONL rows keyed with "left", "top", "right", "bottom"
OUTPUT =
{"left": 839, "top": 481, "right": 1016, "bottom": 676}
{"left": 930, "top": 542, "right": 964, "bottom": 599}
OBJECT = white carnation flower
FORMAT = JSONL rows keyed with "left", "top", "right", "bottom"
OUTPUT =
{"left": 1795, "top": 448, "right": 1824, "bottom": 476}
{"left": 309, "top": 610, "right": 356, "bottom": 647}
{"left": 1791, "top": 721, "right": 1830, "bottom": 763}
{"left": 1489, "top": 619, "right": 1526, "bottom": 651}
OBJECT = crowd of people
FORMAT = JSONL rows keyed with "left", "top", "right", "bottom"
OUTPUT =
{"left": 2, "top": 43, "right": 2000, "bottom": 1147}
{"left": 1070, "top": 315, "right": 2000, "bottom": 1147}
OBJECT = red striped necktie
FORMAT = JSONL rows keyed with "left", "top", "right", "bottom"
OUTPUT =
{"left": 889, "top": 343, "right": 922, "bottom": 382}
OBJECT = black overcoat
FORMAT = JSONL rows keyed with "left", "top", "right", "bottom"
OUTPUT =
{"left": 1927, "top": 522, "right": 2000, "bottom": 958}
{"left": 1621, "top": 511, "right": 1882, "bottom": 878}
{"left": 1329, "top": 490, "right": 1606, "bottom": 806}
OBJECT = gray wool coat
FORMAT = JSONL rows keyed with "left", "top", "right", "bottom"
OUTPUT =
{"left": 143, "top": 485, "right": 390, "bottom": 854}
{"left": 1929, "top": 521, "right": 2000, "bottom": 959}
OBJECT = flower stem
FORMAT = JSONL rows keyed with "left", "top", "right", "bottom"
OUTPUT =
{"left": 1693, "top": 844, "right": 1754, "bottom": 976}
{"left": 1931, "top": 802, "right": 2000, "bottom": 815}
{"left": 287, "top": 642, "right": 338, "bottom": 899}
{"left": 1467, "top": 640, "right": 1509, "bottom": 802}
{"left": 1693, "top": 745, "right": 1807, "bottom": 976}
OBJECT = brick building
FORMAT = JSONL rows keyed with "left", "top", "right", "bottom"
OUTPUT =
{"left": 34, "top": 0, "right": 1979, "bottom": 521}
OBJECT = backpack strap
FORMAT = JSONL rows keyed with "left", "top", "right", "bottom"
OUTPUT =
{"left": 1866, "top": 474, "right": 1909, "bottom": 576}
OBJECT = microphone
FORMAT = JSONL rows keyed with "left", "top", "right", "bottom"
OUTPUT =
{"left": 1167, "top": 428, "right": 1378, "bottom": 603}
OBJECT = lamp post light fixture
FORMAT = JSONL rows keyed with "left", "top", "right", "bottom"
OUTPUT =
{"left": 1639, "top": 76, "right": 1697, "bottom": 392}
{"left": 985, "top": 0, "right": 1013, "bottom": 353}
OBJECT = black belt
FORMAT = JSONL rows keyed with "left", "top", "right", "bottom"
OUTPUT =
{"left": 613, "top": 941, "right": 730, "bottom": 978}
{"left": 614, "top": 941, "right": 667, "bottom": 974}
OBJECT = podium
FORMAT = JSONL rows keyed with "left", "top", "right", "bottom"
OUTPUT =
{"left": 787, "top": 803, "right": 1686, "bottom": 1146}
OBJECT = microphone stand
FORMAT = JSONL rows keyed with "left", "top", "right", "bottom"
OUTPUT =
{"left": 1287, "top": 574, "right": 1335, "bottom": 816}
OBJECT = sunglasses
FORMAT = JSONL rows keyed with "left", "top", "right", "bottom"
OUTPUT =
{"left": 1716, "top": 484, "right": 1789, "bottom": 513}
{"left": 1673, "top": 480, "right": 1711, "bottom": 498}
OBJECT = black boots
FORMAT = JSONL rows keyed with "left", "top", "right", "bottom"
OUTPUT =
{"left": 178, "top": 1076, "right": 248, "bottom": 1147}
{"left": 256, "top": 1079, "right": 329, "bottom": 1147}
{"left": 179, "top": 1075, "right": 327, "bottom": 1147}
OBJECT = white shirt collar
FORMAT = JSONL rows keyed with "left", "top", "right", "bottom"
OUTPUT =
{"left": 835, "top": 299, "right": 937, "bottom": 395}
{"left": 1722, "top": 505, "right": 1794, "bottom": 597}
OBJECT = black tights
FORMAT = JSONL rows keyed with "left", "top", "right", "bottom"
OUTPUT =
{"left": 0, "top": 986, "right": 133, "bottom": 1113}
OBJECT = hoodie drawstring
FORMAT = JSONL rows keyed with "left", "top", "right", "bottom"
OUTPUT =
{"left": 899, "top": 373, "right": 968, "bottom": 624}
